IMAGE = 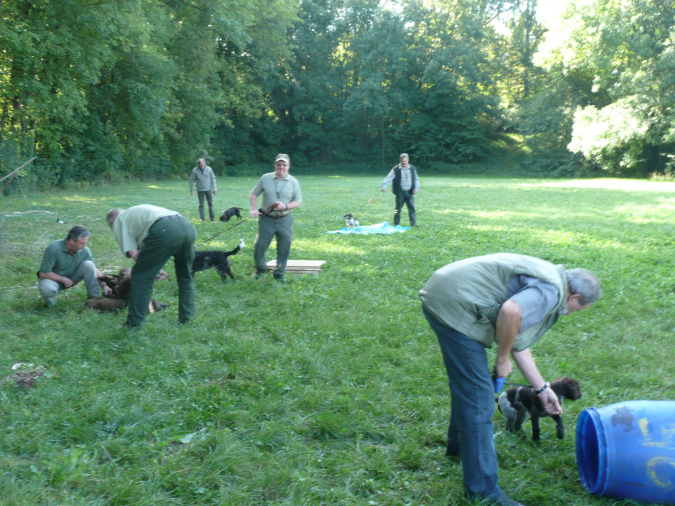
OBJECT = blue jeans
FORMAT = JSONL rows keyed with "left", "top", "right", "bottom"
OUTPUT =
{"left": 423, "top": 305, "right": 504, "bottom": 501}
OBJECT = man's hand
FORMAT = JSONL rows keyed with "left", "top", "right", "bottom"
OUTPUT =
{"left": 272, "top": 201, "right": 287, "bottom": 211}
{"left": 101, "top": 284, "right": 113, "bottom": 296}
{"left": 250, "top": 209, "right": 261, "bottom": 218}
{"left": 213, "top": 189, "right": 217, "bottom": 195}
{"left": 539, "top": 388, "right": 563, "bottom": 415}
{"left": 127, "top": 249, "right": 139, "bottom": 261}
{"left": 413, "top": 189, "right": 419, "bottom": 194}
{"left": 493, "top": 356, "right": 513, "bottom": 379}
{"left": 156, "top": 269, "right": 168, "bottom": 282}
{"left": 62, "top": 278, "right": 75, "bottom": 289}
{"left": 493, "top": 356, "right": 512, "bottom": 381}
{"left": 190, "top": 190, "right": 194, "bottom": 196}
{"left": 381, "top": 188, "right": 386, "bottom": 192}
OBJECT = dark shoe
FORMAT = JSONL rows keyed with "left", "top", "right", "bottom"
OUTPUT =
{"left": 411, "top": 224, "right": 420, "bottom": 227}
{"left": 122, "top": 322, "right": 141, "bottom": 331}
{"left": 178, "top": 317, "right": 190, "bottom": 324}
{"left": 445, "top": 442, "right": 460, "bottom": 456}
{"left": 210, "top": 218, "right": 215, "bottom": 221}
{"left": 273, "top": 274, "right": 285, "bottom": 282}
{"left": 251, "top": 269, "right": 265, "bottom": 279}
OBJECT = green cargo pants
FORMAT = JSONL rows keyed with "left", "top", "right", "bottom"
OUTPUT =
{"left": 126, "top": 215, "right": 196, "bottom": 326}
{"left": 253, "top": 214, "right": 293, "bottom": 278}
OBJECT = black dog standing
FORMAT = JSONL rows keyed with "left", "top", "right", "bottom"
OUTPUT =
{"left": 219, "top": 207, "right": 243, "bottom": 222}
{"left": 192, "top": 239, "right": 245, "bottom": 282}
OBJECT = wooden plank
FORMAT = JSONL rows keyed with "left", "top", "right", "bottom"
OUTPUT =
{"left": 266, "top": 260, "right": 326, "bottom": 274}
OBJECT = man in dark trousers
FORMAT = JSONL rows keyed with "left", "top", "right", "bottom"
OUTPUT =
{"left": 189, "top": 158, "right": 217, "bottom": 221}
{"left": 249, "top": 153, "right": 302, "bottom": 281}
{"left": 419, "top": 253, "right": 600, "bottom": 506}
{"left": 106, "top": 205, "right": 196, "bottom": 329}
{"left": 381, "top": 153, "right": 420, "bottom": 227}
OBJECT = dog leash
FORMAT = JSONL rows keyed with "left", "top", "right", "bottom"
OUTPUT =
{"left": 196, "top": 204, "right": 278, "bottom": 246}
{"left": 505, "top": 381, "right": 533, "bottom": 389}
{"left": 348, "top": 191, "right": 385, "bottom": 216}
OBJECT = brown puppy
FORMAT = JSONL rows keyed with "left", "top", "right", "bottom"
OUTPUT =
{"left": 85, "top": 297, "right": 167, "bottom": 313}
{"left": 497, "top": 377, "right": 581, "bottom": 441}
{"left": 89, "top": 268, "right": 166, "bottom": 313}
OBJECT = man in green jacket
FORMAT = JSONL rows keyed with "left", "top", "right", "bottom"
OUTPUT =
{"left": 106, "top": 205, "right": 196, "bottom": 329}
{"left": 419, "top": 253, "right": 600, "bottom": 506}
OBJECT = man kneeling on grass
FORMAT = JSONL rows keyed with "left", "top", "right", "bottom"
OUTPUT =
{"left": 38, "top": 225, "right": 112, "bottom": 307}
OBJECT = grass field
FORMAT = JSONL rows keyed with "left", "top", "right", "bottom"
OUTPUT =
{"left": 1, "top": 175, "right": 674, "bottom": 505}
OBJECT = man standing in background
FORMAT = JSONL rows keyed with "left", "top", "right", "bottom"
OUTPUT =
{"left": 381, "top": 153, "right": 420, "bottom": 227}
{"left": 189, "top": 158, "right": 217, "bottom": 221}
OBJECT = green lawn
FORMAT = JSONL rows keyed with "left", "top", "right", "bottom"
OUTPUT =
{"left": 1, "top": 176, "right": 674, "bottom": 505}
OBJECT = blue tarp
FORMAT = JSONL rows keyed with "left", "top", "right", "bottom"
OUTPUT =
{"left": 326, "top": 222, "right": 410, "bottom": 235}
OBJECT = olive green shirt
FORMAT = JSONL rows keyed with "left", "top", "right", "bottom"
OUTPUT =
{"left": 39, "top": 239, "right": 94, "bottom": 278}
{"left": 251, "top": 173, "right": 302, "bottom": 218}
{"left": 113, "top": 205, "right": 178, "bottom": 255}
{"left": 419, "top": 253, "right": 568, "bottom": 351}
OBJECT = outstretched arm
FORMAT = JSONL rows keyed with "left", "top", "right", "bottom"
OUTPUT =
{"left": 512, "top": 348, "right": 562, "bottom": 415}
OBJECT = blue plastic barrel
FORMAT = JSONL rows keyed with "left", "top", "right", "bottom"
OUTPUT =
{"left": 576, "top": 401, "right": 675, "bottom": 503}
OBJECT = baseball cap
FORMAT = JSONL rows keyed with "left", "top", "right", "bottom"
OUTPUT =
{"left": 275, "top": 154, "right": 290, "bottom": 163}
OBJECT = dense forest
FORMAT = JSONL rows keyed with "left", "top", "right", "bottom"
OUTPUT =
{"left": 1, "top": 0, "right": 674, "bottom": 185}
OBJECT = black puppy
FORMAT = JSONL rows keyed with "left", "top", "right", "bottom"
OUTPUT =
{"left": 497, "top": 376, "right": 582, "bottom": 441}
{"left": 219, "top": 207, "right": 243, "bottom": 222}
{"left": 192, "top": 239, "right": 245, "bottom": 283}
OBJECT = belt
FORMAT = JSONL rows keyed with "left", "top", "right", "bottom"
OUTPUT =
{"left": 260, "top": 209, "right": 290, "bottom": 219}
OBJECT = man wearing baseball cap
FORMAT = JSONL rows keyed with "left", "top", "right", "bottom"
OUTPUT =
{"left": 249, "top": 154, "right": 302, "bottom": 281}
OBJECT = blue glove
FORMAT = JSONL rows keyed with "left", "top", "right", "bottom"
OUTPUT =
{"left": 493, "top": 377, "right": 506, "bottom": 394}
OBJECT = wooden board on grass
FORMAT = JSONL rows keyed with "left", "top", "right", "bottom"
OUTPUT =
{"left": 266, "top": 260, "right": 326, "bottom": 275}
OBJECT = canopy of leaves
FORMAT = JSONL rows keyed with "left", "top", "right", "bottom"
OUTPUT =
{"left": 1, "top": 0, "right": 673, "bottom": 182}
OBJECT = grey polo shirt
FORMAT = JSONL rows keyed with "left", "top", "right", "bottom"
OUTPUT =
{"left": 251, "top": 173, "right": 302, "bottom": 218}
{"left": 189, "top": 166, "right": 217, "bottom": 192}
{"left": 39, "top": 239, "right": 94, "bottom": 278}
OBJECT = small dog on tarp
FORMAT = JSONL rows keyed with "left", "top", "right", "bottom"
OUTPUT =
{"left": 343, "top": 213, "right": 360, "bottom": 228}
{"left": 219, "top": 207, "right": 243, "bottom": 222}
{"left": 86, "top": 267, "right": 167, "bottom": 313}
{"left": 192, "top": 238, "right": 244, "bottom": 283}
{"left": 497, "top": 376, "right": 582, "bottom": 441}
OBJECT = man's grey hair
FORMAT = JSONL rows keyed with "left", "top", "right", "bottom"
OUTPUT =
{"left": 106, "top": 208, "right": 123, "bottom": 227}
{"left": 67, "top": 225, "right": 90, "bottom": 241}
{"left": 566, "top": 268, "right": 601, "bottom": 305}
{"left": 400, "top": 153, "right": 409, "bottom": 160}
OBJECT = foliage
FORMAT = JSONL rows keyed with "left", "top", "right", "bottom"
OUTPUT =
{"left": 1, "top": 175, "right": 674, "bottom": 504}
{"left": 536, "top": 0, "right": 675, "bottom": 176}
{"left": 3, "top": 0, "right": 675, "bottom": 180}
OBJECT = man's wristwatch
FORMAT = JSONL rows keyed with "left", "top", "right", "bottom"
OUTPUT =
{"left": 535, "top": 382, "right": 550, "bottom": 395}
